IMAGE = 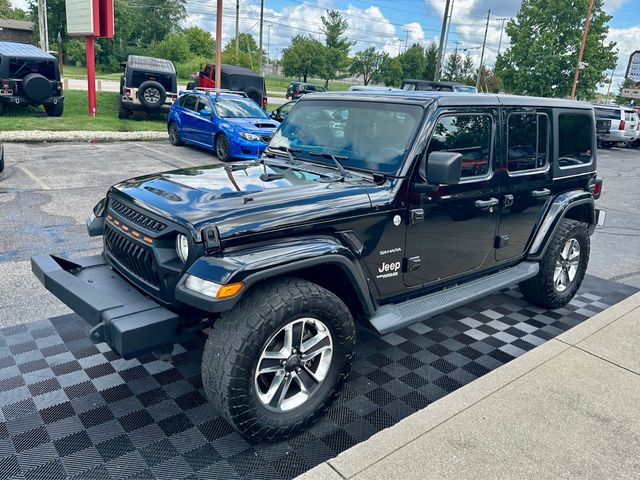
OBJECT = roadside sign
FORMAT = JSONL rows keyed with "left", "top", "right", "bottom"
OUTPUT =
{"left": 625, "top": 50, "right": 640, "bottom": 84}
{"left": 621, "top": 88, "right": 640, "bottom": 99}
{"left": 65, "top": 0, "right": 100, "bottom": 37}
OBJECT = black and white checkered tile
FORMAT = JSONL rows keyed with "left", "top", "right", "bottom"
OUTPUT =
{"left": 0, "top": 275, "right": 636, "bottom": 480}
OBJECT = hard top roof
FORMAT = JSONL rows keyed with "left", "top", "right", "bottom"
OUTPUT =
{"left": 298, "top": 91, "right": 593, "bottom": 110}
{"left": 402, "top": 79, "right": 465, "bottom": 86}
{"left": 221, "top": 64, "right": 262, "bottom": 76}
{"left": 0, "top": 41, "right": 55, "bottom": 61}
{"left": 127, "top": 55, "right": 176, "bottom": 74}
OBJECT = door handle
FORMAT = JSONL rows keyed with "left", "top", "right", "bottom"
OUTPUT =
{"left": 532, "top": 188, "right": 551, "bottom": 198}
{"left": 475, "top": 198, "right": 499, "bottom": 209}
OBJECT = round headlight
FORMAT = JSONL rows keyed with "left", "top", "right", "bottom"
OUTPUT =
{"left": 176, "top": 234, "right": 189, "bottom": 263}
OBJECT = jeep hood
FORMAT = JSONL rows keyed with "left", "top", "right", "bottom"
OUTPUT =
{"left": 109, "top": 161, "right": 373, "bottom": 240}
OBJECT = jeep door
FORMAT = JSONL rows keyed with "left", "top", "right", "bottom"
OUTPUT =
{"left": 404, "top": 109, "right": 500, "bottom": 287}
{"left": 495, "top": 110, "right": 552, "bottom": 261}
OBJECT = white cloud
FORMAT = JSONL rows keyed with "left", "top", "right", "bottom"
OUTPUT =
{"left": 602, "top": 25, "right": 640, "bottom": 93}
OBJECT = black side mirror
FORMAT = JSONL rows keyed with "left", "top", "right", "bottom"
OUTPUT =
{"left": 120, "top": 62, "right": 126, "bottom": 72}
{"left": 421, "top": 151, "right": 462, "bottom": 186}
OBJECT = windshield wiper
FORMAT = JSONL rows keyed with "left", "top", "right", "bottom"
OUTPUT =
{"left": 270, "top": 145, "right": 302, "bottom": 165}
{"left": 308, "top": 151, "right": 352, "bottom": 179}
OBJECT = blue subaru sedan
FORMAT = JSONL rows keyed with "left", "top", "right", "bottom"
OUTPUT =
{"left": 167, "top": 91, "right": 279, "bottom": 161}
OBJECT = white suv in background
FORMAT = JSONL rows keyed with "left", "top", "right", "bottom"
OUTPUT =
{"left": 594, "top": 105, "right": 639, "bottom": 148}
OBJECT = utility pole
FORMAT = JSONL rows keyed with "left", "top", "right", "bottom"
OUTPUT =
{"left": 496, "top": 17, "right": 508, "bottom": 56}
{"left": 605, "top": 68, "right": 615, "bottom": 103}
{"left": 38, "top": 0, "right": 49, "bottom": 52}
{"left": 235, "top": 0, "right": 239, "bottom": 63}
{"left": 571, "top": 0, "right": 594, "bottom": 99}
{"left": 443, "top": 0, "right": 455, "bottom": 56}
{"left": 258, "top": 0, "right": 264, "bottom": 73}
{"left": 434, "top": 0, "right": 452, "bottom": 81}
{"left": 215, "top": 0, "right": 222, "bottom": 91}
{"left": 266, "top": 23, "right": 271, "bottom": 63}
{"left": 403, "top": 28, "right": 409, "bottom": 53}
{"left": 476, "top": 9, "right": 491, "bottom": 90}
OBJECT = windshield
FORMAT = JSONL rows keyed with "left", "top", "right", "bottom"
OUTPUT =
{"left": 269, "top": 100, "right": 423, "bottom": 174}
{"left": 214, "top": 99, "right": 267, "bottom": 118}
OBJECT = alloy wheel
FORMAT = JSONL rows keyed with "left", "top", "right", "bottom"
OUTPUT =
{"left": 144, "top": 88, "right": 160, "bottom": 104}
{"left": 254, "top": 318, "right": 333, "bottom": 412}
{"left": 554, "top": 237, "right": 580, "bottom": 292}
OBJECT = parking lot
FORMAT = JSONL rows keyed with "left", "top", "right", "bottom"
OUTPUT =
{"left": 1, "top": 141, "right": 639, "bottom": 328}
{"left": 0, "top": 140, "right": 639, "bottom": 479}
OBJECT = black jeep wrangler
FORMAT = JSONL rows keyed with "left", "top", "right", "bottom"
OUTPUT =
{"left": 33, "top": 92, "right": 604, "bottom": 440}
{"left": 119, "top": 55, "right": 178, "bottom": 118}
{"left": 0, "top": 41, "right": 64, "bottom": 116}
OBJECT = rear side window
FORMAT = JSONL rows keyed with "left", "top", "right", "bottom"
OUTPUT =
{"left": 182, "top": 95, "right": 198, "bottom": 111}
{"left": 594, "top": 107, "right": 621, "bottom": 120}
{"left": 558, "top": 113, "right": 593, "bottom": 168}
{"left": 507, "top": 113, "right": 548, "bottom": 173}
{"left": 427, "top": 114, "right": 493, "bottom": 179}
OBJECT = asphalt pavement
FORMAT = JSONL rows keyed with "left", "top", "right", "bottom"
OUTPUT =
{"left": 0, "top": 143, "right": 638, "bottom": 329}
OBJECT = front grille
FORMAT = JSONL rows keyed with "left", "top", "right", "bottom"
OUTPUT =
{"left": 104, "top": 224, "right": 160, "bottom": 287}
{"left": 110, "top": 199, "right": 166, "bottom": 232}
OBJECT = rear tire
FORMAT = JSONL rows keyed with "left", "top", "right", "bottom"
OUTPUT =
{"left": 186, "top": 81, "right": 195, "bottom": 91}
{"left": 118, "top": 100, "right": 131, "bottom": 119}
{"left": 520, "top": 219, "right": 589, "bottom": 309}
{"left": 0, "top": 101, "right": 4, "bottom": 116}
{"left": 44, "top": 102, "right": 64, "bottom": 117}
{"left": 215, "top": 134, "right": 230, "bottom": 162}
{"left": 600, "top": 141, "right": 613, "bottom": 149}
{"left": 168, "top": 122, "right": 184, "bottom": 146}
{"left": 201, "top": 277, "right": 355, "bottom": 441}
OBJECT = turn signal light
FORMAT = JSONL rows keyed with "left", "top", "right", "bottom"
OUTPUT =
{"left": 216, "top": 282, "right": 244, "bottom": 299}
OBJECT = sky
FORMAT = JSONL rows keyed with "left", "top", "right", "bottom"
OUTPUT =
{"left": 11, "top": 0, "right": 640, "bottom": 91}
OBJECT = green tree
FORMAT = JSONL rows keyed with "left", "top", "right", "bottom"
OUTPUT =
{"left": 399, "top": 44, "right": 425, "bottom": 80}
{"left": 442, "top": 51, "right": 464, "bottom": 82}
{"left": 183, "top": 27, "right": 215, "bottom": 58}
{"left": 221, "top": 33, "right": 265, "bottom": 70}
{"left": 349, "top": 47, "right": 383, "bottom": 85}
{"left": 0, "top": 0, "right": 28, "bottom": 19}
{"left": 320, "top": 10, "right": 354, "bottom": 87}
{"left": 373, "top": 53, "right": 402, "bottom": 86}
{"left": 281, "top": 35, "right": 324, "bottom": 82}
{"left": 424, "top": 42, "right": 438, "bottom": 80}
{"left": 495, "top": 0, "right": 617, "bottom": 99}
{"left": 151, "top": 33, "right": 190, "bottom": 64}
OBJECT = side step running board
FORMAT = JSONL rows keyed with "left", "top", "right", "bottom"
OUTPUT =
{"left": 369, "top": 262, "right": 539, "bottom": 334}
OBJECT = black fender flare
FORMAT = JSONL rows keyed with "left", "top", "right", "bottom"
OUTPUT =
{"left": 175, "top": 236, "right": 376, "bottom": 316}
{"left": 527, "top": 190, "right": 595, "bottom": 261}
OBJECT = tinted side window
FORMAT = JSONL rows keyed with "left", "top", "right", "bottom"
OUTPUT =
{"left": 558, "top": 113, "right": 593, "bottom": 168}
{"left": 507, "top": 113, "right": 548, "bottom": 173}
{"left": 182, "top": 95, "right": 198, "bottom": 111}
{"left": 427, "top": 114, "right": 492, "bottom": 179}
{"left": 196, "top": 97, "right": 210, "bottom": 112}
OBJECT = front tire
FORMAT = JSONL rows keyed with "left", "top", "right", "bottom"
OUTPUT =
{"left": 201, "top": 278, "right": 355, "bottom": 441}
{"left": 520, "top": 219, "right": 589, "bottom": 309}
{"left": 215, "top": 134, "right": 230, "bottom": 162}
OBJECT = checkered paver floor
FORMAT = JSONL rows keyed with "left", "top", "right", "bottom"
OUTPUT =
{"left": 0, "top": 275, "right": 636, "bottom": 480}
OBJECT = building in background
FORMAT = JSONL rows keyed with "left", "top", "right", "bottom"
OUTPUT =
{"left": 0, "top": 19, "right": 34, "bottom": 44}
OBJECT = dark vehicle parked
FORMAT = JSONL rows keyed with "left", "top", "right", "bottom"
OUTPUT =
{"left": 0, "top": 41, "right": 64, "bottom": 116}
{"left": 269, "top": 100, "right": 296, "bottom": 122}
{"left": 286, "top": 81, "right": 326, "bottom": 100}
{"left": 33, "top": 91, "right": 604, "bottom": 441}
{"left": 187, "top": 64, "right": 268, "bottom": 109}
{"left": 401, "top": 79, "right": 477, "bottom": 93}
{"left": 119, "top": 55, "right": 178, "bottom": 118}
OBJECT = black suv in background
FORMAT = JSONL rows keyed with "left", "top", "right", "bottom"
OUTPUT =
{"left": 0, "top": 41, "right": 64, "bottom": 116}
{"left": 286, "top": 81, "right": 326, "bottom": 99}
{"left": 119, "top": 55, "right": 178, "bottom": 118}
{"left": 33, "top": 91, "right": 604, "bottom": 441}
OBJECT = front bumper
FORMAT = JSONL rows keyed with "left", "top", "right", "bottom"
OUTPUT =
{"left": 229, "top": 138, "right": 269, "bottom": 159}
{"left": 31, "top": 254, "right": 179, "bottom": 359}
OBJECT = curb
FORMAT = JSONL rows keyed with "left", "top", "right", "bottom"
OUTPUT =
{"left": 296, "top": 290, "right": 640, "bottom": 480}
{"left": 0, "top": 130, "right": 167, "bottom": 143}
